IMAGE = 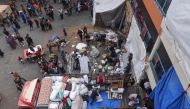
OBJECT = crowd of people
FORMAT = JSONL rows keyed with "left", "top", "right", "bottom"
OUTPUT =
{"left": 0, "top": 0, "right": 93, "bottom": 92}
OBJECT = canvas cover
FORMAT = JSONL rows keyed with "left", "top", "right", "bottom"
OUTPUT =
{"left": 125, "top": 16, "right": 146, "bottom": 82}
{"left": 93, "top": 0, "right": 125, "bottom": 27}
{"left": 165, "top": 0, "right": 190, "bottom": 80}
{"left": 149, "top": 66, "right": 190, "bottom": 109}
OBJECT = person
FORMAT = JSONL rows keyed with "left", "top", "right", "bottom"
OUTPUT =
{"left": 60, "top": 42, "right": 67, "bottom": 63}
{"left": 16, "top": 33, "right": 24, "bottom": 47}
{"left": 34, "top": 18, "right": 39, "bottom": 28}
{"left": 47, "top": 19, "right": 52, "bottom": 30}
{"left": 12, "top": 24, "right": 19, "bottom": 34}
{"left": 63, "top": 28, "right": 67, "bottom": 36}
{"left": 58, "top": 61, "right": 66, "bottom": 74}
{"left": 18, "top": 56, "right": 24, "bottom": 64}
{"left": 28, "top": 18, "right": 33, "bottom": 30}
{"left": 85, "top": 34, "right": 90, "bottom": 46}
{"left": 77, "top": 29, "right": 83, "bottom": 41}
{"left": 40, "top": 18, "right": 45, "bottom": 31}
{"left": 0, "top": 49, "right": 4, "bottom": 57}
{"left": 10, "top": 72, "right": 26, "bottom": 91}
{"left": 6, "top": 35, "right": 17, "bottom": 49}
{"left": 83, "top": 26, "right": 87, "bottom": 36}
{"left": 90, "top": 89, "right": 99, "bottom": 105}
{"left": 58, "top": 7, "right": 64, "bottom": 20}
{"left": 3, "top": 28, "right": 10, "bottom": 36}
{"left": 25, "top": 34, "right": 34, "bottom": 47}
{"left": 77, "top": 1, "right": 81, "bottom": 13}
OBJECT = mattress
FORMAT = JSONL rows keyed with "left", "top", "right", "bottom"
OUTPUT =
{"left": 36, "top": 78, "right": 52, "bottom": 107}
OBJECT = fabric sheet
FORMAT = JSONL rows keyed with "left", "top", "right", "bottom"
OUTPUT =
{"left": 87, "top": 91, "right": 122, "bottom": 109}
{"left": 165, "top": 0, "right": 190, "bottom": 80}
{"left": 125, "top": 16, "right": 146, "bottom": 82}
{"left": 149, "top": 66, "right": 190, "bottom": 109}
{"left": 93, "top": 0, "right": 125, "bottom": 26}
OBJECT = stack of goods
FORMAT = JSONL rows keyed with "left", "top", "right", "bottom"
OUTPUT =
{"left": 36, "top": 78, "right": 52, "bottom": 108}
{"left": 108, "top": 80, "right": 124, "bottom": 99}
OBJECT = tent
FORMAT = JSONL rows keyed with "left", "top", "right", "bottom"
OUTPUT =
{"left": 149, "top": 66, "right": 190, "bottom": 109}
{"left": 125, "top": 16, "right": 146, "bottom": 82}
{"left": 93, "top": 0, "right": 125, "bottom": 27}
{"left": 165, "top": 0, "right": 190, "bottom": 81}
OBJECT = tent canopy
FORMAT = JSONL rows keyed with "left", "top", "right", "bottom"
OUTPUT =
{"left": 165, "top": 0, "right": 190, "bottom": 80}
{"left": 93, "top": 0, "right": 125, "bottom": 13}
{"left": 149, "top": 66, "right": 190, "bottom": 109}
{"left": 93, "top": 0, "right": 125, "bottom": 27}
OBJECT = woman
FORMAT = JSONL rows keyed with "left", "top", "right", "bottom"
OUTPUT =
{"left": 5, "top": 35, "right": 17, "bottom": 49}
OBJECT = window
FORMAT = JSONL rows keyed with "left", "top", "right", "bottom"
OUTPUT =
{"left": 155, "top": 0, "right": 172, "bottom": 15}
{"left": 150, "top": 42, "right": 172, "bottom": 81}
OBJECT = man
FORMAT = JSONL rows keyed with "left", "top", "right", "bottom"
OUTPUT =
{"left": 34, "top": 18, "right": 39, "bottom": 28}
{"left": 60, "top": 42, "right": 67, "bottom": 63}
{"left": 16, "top": 33, "right": 24, "bottom": 47}
{"left": 63, "top": 28, "right": 67, "bottom": 36}
{"left": 28, "top": 18, "right": 33, "bottom": 30}
{"left": 58, "top": 7, "right": 64, "bottom": 20}
{"left": 25, "top": 34, "right": 34, "bottom": 47}
{"left": 3, "top": 28, "right": 10, "bottom": 36}
{"left": 10, "top": 72, "right": 26, "bottom": 91}
{"left": 77, "top": 29, "right": 83, "bottom": 41}
{"left": 83, "top": 26, "right": 88, "bottom": 36}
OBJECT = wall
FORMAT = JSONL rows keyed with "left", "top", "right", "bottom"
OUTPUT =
{"left": 143, "top": 0, "right": 162, "bottom": 33}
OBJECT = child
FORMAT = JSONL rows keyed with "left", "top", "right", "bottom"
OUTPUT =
{"left": 18, "top": 56, "right": 24, "bottom": 64}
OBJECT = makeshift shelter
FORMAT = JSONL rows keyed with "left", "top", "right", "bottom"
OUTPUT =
{"left": 125, "top": 16, "right": 146, "bottom": 82}
{"left": 164, "top": 0, "right": 190, "bottom": 81}
{"left": 93, "top": 0, "right": 125, "bottom": 27}
{"left": 149, "top": 66, "right": 190, "bottom": 109}
{"left": 0, "top": 5, "right": 11, "bottom": 23}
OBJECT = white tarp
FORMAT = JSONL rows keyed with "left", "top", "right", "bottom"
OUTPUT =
{"left": 125, "top": 16, "right": 146, "bottom": 82}
{"left": 165, "top": 0, "right": 190, "bottom": 80}
{"left": 93, "top": 0, "right": 125, "bottom": 25}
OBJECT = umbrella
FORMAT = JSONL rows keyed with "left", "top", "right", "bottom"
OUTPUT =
{"left": 76, "top": 43, "right": 87, "bottom": 49}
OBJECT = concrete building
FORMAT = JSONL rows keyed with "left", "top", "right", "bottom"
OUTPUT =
{"left": 129, "top": 0, "right": 190, "bottom": 96}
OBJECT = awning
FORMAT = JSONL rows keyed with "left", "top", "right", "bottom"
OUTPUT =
{"left": 149, "top": 66, "right": 190, "bottom": 109}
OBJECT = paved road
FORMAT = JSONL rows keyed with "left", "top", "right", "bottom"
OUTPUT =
{"left": 0, "top": 1, "right": 91, "bottom": 108}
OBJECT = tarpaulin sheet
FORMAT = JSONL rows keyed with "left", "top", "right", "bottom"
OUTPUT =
{"left": 93, "top": 0, "right": 125, "bottom": 26}
{"left": 149, "top": 66, "right": 190, "bottom": 109}
{"left": 165, "top": 0, "right": 190, "bottom": 80}
{"left": 87, "top": 91, "right": 122, "bottom": 109}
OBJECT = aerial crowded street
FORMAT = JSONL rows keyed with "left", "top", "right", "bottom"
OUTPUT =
{"left": 0, "top": 0, "right": 190, "bottom": 109}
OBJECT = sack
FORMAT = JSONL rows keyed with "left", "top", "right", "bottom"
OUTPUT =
{"left": 96, "top": 76, "right": 105, "bottom": 84}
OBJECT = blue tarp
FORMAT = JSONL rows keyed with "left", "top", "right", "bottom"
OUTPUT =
{"left": 88, "top": 91, "right": 122, "bottom": 109}
{"left": 149, "top": 66, "right": 190, "bottom": 109}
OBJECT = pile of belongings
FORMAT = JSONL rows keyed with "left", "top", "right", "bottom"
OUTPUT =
{"left": 48, "top": 76, "right": 89, "bottom": 109}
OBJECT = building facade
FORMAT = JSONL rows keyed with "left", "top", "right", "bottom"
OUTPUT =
{"left": 129, "top": 0, "right": 190, "bottom": 96}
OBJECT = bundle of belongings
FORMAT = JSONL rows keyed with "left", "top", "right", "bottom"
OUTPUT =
{"left": 35, "top": 75, "right": 123, "bottom": 109}
{"left": 128, "top": 93, "right": 140, "bottom": 107}
{"left": 36, "top": 76, "right": 89, "bottom": 109}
